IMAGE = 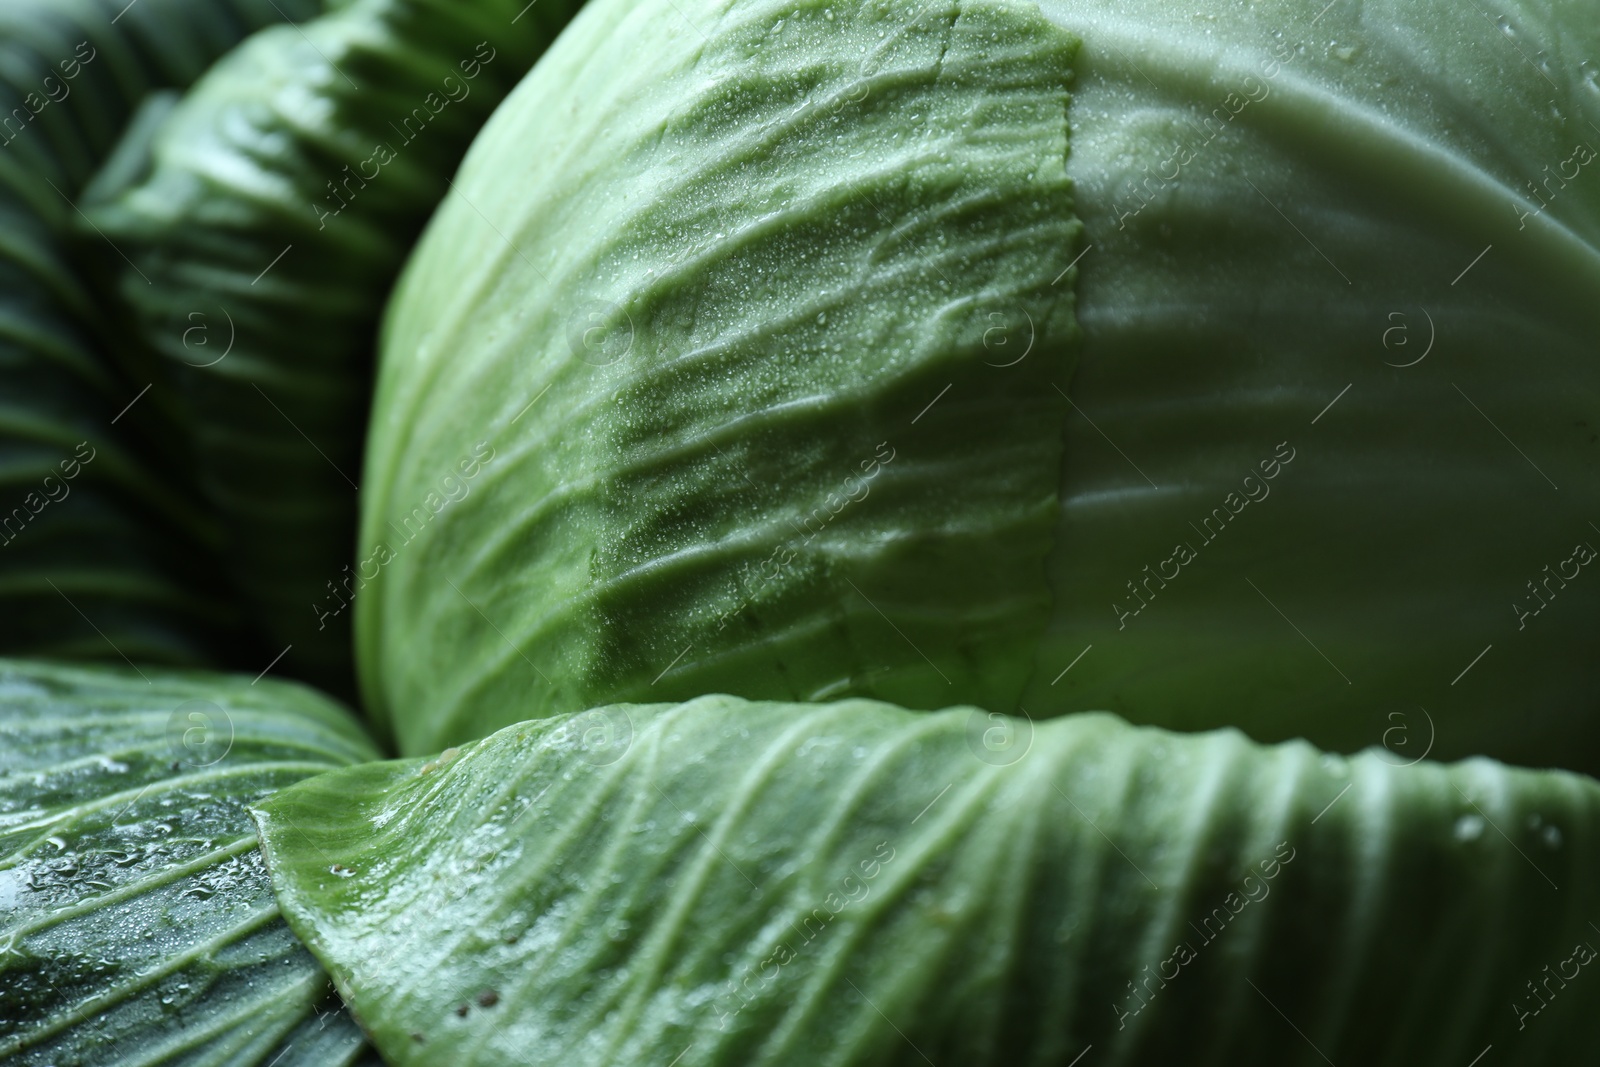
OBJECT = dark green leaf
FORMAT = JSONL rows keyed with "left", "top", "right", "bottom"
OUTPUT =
{"left": 0, "top": 657, "right": 379, "bottom": 1066}
{"left": 83, "top": 0, "right": 580, "bottom": 699}
{"left": 1018, "top": 0, "right": 1600, "bottom": 774}
{"left": 0, "top": 0, "right": 320, "bottom": 667}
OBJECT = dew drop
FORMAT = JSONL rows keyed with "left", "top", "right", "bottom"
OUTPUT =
{"left": 1454, "top": 814, "right": 1486, "bottom": 842}
{"left": 1542, "top": 824, "right": 1563, "bottom": 849}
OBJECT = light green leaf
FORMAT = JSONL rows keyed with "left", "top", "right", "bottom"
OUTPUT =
{"left": 82, "top": 0, "right": 579, "bottom": 698}
{"left": 259, "top": 696, "right": 1600, "bottom": 1066}
{"left": 359, "top": 0, "right": 1083, "bottom": 754}
{"left": 0, "top": 657, "right": 379, "bottom": 1066}
{"left": 361, "top": 0, "right": 1600, "bottom": 774}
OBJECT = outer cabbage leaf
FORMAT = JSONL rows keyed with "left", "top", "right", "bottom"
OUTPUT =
{"left": 360, "top": 0, "right": 1082, "bottom": 753}
{"left": 82, "top": 0, "right": 579, "bottom": 696}
{"left": 363, "top": 0, "right": 1600, "bottom": 773}
{"left": 0, "top": 0, "right": 320, "bottom": 667}
{"left": 1022, "top": 0, "right": 1600, "bottom": 772}
{"left": 0, "top": 657, "right": 379, "bottom": 1065}
{"left": 0, "top": 0, "right": 321, "bottom": 201}
{"left": 258, "top": 695, "right": 1600, "bottom": 1065}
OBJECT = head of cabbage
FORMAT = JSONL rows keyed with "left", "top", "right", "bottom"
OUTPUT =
{"left": 354, "top": 0, "right": 1600, "bottom": 773}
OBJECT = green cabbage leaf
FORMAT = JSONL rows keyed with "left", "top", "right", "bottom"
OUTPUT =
{"left": 359, "top": 0, "right": 1082, "bottom": 754}
{"left": 1023, "top": 0, "right": 1600, "bottom": 773}
{"left": 360, "top": 0, "right": 1600, "bottom": 774}
{"left": 0, "top": 657, "right": 378, "bottom": 1065}
{"left": 81, "top": 0, "right": 578, "bottom": 695}
{"left": 0, "top": 0, "right": 319, "bottom": 667}
{"left": 257, "top": 694, "right": 1600, "bottom": 1065}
